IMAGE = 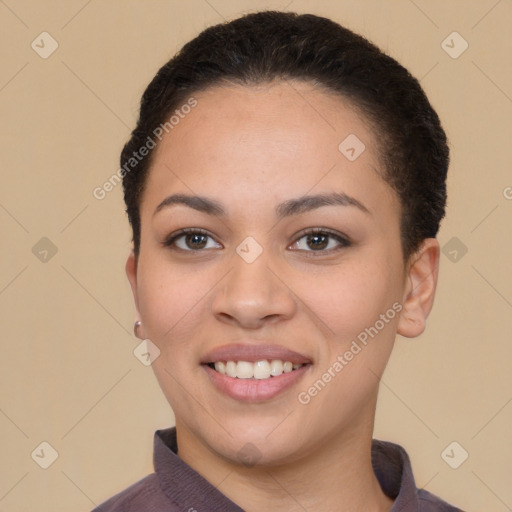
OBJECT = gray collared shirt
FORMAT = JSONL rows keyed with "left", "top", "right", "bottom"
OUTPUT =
{"left": 93, "top": 428, "right": 463, "bottom": 511}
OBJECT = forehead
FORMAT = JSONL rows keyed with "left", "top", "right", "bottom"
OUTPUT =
{"left": 141, "top": 81, "right": 398, "bottom": 218}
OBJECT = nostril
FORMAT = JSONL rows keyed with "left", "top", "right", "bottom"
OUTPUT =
{"left": 215, "top": 312, "right": 236, "bottom": 323}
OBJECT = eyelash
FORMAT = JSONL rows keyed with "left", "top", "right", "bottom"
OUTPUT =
{"left": 162, "top": 228, "right": 217, "bottom": 250}
{"left": 291, "top": 228, "right": 351, "bottom": 253}
{"left": 162, "top": 228, "right": 351, "bottom": 253}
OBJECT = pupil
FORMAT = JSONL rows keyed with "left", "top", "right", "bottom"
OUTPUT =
{"left": 186, "top": 233, "right": 207, "bottom": 249}
{"left": 307, "top": 234, "right": 328, "bottom": 250}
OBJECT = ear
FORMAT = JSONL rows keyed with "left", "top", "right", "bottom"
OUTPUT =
{"left": 126, "top": 251, "right": 142, "bottom": 334}
{"left": 397, "top": 238, "right": 440, "bottom": 339}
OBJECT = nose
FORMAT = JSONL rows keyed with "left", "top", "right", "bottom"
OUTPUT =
{"left": 211, "top": 252, "right": 297, "bottom": 330}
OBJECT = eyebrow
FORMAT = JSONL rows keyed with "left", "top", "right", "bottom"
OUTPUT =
{"left": 153, "top": 192, "right": 370, "bottom": 218}
{"left": 275, "top": 192, "right": 370, "bottom": 218}
{"left": 153, "top": 194, "right": 225, "bottom": 217}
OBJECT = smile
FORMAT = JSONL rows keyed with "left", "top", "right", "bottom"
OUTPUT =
{"left": 208, "top": 360, "right": 305, "bottom": 379}
{"left": 201, "top": 343, "right": 312, "bottom": 402}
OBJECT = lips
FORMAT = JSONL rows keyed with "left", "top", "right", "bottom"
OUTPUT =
{"left": 201, "top": 343, "right": 312, "bottom": 402}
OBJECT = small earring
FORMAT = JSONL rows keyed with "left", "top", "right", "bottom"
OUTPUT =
{"left": 134, "top": 320, "right": 142, "bottom": 338}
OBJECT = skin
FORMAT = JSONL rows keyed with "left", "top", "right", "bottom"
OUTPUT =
{"left": 126, "top": 81, "right": 440, "bottom": 511}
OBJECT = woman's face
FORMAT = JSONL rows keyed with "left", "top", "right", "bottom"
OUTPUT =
{"left": 128, "top": 81, "right": 418, "bottom": 465}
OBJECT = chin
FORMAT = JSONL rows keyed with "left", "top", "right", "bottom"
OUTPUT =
{"left": 200, "top": 418, "right": 312, "bottom": 467}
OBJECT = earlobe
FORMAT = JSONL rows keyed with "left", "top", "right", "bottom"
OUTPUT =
{"left": 397, "top": 238, "right": 440, "bottom": 339}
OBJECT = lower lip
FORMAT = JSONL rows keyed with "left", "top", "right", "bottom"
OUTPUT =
{"left": 203, "top": 364, "right": 310, "bottom": 403}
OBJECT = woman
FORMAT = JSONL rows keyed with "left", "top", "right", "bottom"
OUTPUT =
{"left": 95, "top": 11, "right": 462, "bottom": 511}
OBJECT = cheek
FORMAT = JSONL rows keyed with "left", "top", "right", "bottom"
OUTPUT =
{"left": 293, "top": 257, "right": 402, "bottom": 343}
{"left": 292, "top": 264, "right": 401, "bottom": 433}
{"left": 136, "top": 257, "right": 209, "bottom": 348}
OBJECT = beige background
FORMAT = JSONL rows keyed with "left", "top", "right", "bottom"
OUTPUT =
{"left": 1, "top": 0, "right": 511, "bottom": 510}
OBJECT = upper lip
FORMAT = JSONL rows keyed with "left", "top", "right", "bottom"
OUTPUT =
{"left": 201, "top": 343, "right": 312, "bottom": 364}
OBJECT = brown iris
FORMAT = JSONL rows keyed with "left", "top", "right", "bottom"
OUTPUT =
{"left": 307, "top": 233, "right": 329, "bottom": 250}
{"left": 185, "top": 233, "right": 208, "bottom": 249}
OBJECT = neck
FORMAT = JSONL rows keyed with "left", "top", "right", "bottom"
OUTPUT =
{"left": 176, "top": 402, "right": 394, "bottom": 512}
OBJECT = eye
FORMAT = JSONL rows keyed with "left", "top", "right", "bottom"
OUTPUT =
{"left": 290, "top": 229, "right": 350, "bottom": 252}
{"left": 163, "top": 229, "right": 222, "bottom": 251}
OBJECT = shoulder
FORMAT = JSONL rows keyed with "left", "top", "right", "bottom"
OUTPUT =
{"left": 371, "top": 439, "right": 465, "bottom": 512}
{"left": 91, "top": 473, "right": 178, "bottom": 512}
{"left": 418, "top": 488, "right": 465, "bottom": 511}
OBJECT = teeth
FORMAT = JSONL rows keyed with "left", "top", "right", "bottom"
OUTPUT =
{"left": 236, "top": 361, "right": 254, "bottom": 379}
{"left": 213, "top": 359, "right": 304, "bottom": 379}
{"left": 269, "top": 359, "right": 283, "bottom": 376}
{"left": 225, "top": 361, "right": 237, "bottom": 378}
{"left": 253, "top": 360, "right": 271, "bottom": 380}
{"left": 215, "top": 361, "right": 226, "bottom": 375}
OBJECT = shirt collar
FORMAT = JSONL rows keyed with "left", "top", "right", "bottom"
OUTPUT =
{"left": 154, "top": 428, "right": 420, "bottom": 511}
{"left": 154, "top": 428, "right": 245, "bottom": 510}
{"left": 371, "top": 438, "right": 420, "bottom": 510}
